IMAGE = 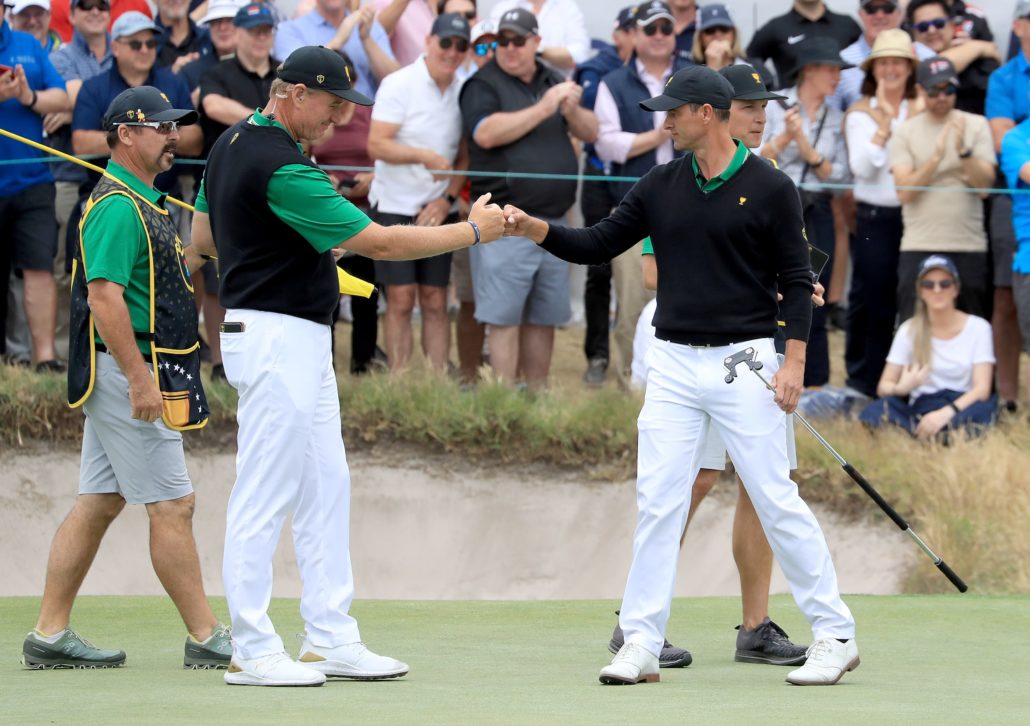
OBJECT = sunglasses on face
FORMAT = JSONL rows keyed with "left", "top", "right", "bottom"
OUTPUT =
{"left": 438, "top": 37, "right": 470, "bottom": 52}
{"left": 642, "top": 21, "right": 674, "bottom": 37}
{"left": 496, "top": 35, "right": 529, "bottom": 48}
{"left": 77, "top": 1, "right": 110, "bottom": 11}
{"left": 473, "top": 41, "right": 496, "bottom": 56}
{"left": 914, "top": 17, "right": 949, "bottom": 33}
{"left": 863, "top": 2, "right": 897, "bottom": 15}
{"left": 701, "top": 25, "right": 733, "bottom": 36}
{"left": 120, "top": 38, "right": 159, "bottom": 51}
{"left": 919, "top": 278, "right": 955, "bottom": 290}
{"left": 123, "top": 120, "right": 179, "bottom": 134}
{"left": 926, "top": 83, "right": 957, "bottom": 97}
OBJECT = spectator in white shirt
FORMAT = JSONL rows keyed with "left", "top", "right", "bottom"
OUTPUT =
{"left": 488, "top": 0, "right": 589, "bottom": 73}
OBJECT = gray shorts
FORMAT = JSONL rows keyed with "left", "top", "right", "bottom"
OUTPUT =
{"left": 1014, "top": 272, "right": 1030, "bottom": 352}
{"left": 79, "top": 353, "right": 193, "bottom": 504}
{"left": 989, "top": 193, "right": 1016, "bottom": 287}
{"left": 469, "top": 228, "right": 571, "bottom": 326}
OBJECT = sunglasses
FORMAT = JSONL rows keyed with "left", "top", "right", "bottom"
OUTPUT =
{"left": 473, "top": 41, "right": 496, "bottom": 57}
{"left": 926, "top": 83, "right": 957, "bottom": 97}
{"left": 123, "top": 120, "right": 179, "bottom": 134}
{"left": 913, "top": 17, "right": 949, "bottom": 33}
{"left": 77, "top": 1, "right": 110, "bottom": 11}
{"left": 457, "top": 10, "right": 475, "bottom": 21}
{"left": 120, "top": 38, "right": 159, "bottom": 51}
{"left": 438, "top": 37, "right": 470, "bottom": 52}
{"left": 919, "top": 278, "right": 955, "bottom": 290}
{"left": 863, "top": 2, "right": 898, "bottom": 15}
{"left": 642, "top": 21, "right": 674, "bottom": 37}
{"left": 701, "top": 25, "right": 733, "bottom": 36}
{"left": 496, "top": 35, "right": 530, "bottom": 48}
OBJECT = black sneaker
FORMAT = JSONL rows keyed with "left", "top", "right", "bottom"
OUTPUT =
{"left": 608, "top": 612, "right": 692, "bottom": 668}
{"left": 734, "top": 618, "right": 807, "bottom": 666}
{"left": 583, "top": 358, "right": 608, "bottom": 386}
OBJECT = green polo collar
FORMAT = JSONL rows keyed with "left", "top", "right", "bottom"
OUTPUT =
{"left": 103, "top": 160, "right": 165, "bottom": 207}
{"left": 251, "top": 107, "right": 304, "bottom": 151}
{"left": 691, "top": 139, "right": 749, "bottom": 192}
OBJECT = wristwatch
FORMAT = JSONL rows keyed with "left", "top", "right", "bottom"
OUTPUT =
{"left": 445, "top": 193, "right": 458, "bottom": 205}
{"left": 958, "top": 148, "right": 973, "bottom": 159}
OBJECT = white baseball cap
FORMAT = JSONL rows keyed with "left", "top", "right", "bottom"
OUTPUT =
{"left": 200, "top": 0, "right": 244, "bottom": 25}
{"left": 11, "top": 0, "right": 51, "bottom": 13}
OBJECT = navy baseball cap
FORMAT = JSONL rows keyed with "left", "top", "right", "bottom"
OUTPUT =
{"left": 917, "top": 254, "right": 960, "bottom": 282}
{"left": 698, "top": 4, "right": 736, "bottom": 31}
{"left": 278, "top": 46, "right": 373, "bottom": 105}
{"left": 103, "top": 86, "right": 198, "bottom": 129}
{"left": 641, "top": 65, "right": 734, "bottom": 111}
{"left": 614, "top": 5, "right": 636, "bottom": 31}
{"left": 719, "top": 64, "right": 786, "bottom": 101}
{"left": 431, "top": 12, "right": 471, "bottom": 41}
{"left": 234, "top": 2, "right": 275, "bottom": 29}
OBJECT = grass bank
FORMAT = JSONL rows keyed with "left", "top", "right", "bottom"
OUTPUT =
{"left": 3, "top": 366, "right": 1028, "bottom": 594}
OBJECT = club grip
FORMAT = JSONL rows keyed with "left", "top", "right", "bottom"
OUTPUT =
{"left": 936, "top": 560, "right": 968, "bottom": 593}
{"left": 842, "top": 463, "right": 908, "bottom": 530}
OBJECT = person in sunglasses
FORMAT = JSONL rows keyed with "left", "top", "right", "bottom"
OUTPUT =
{"left": 890, "top": 55, "right": 995, "bottom": 321}
{"left": 366, "top": 12, "right": 471, "bottom": 372}
{"left": 906, "top": 0, "right": 1000, "bottom": 115}
{"left": 487, "top": 0, "right": 590, "bottom": 74}
{"left": 859, "top": 254, "right": 997, "bottom": 439}
{"left": 465, "top": 17, "right": 493, "bottom": 75}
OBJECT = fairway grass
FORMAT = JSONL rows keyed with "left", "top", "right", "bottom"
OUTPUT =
{"left": 1, "top": 596, "right": 1027, "bottom": 725}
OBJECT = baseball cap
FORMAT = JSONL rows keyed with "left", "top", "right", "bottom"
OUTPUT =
{"left": 917, "top": 56, "right": 959, "bottom": 89}
{"left": 431, "top": 12, "right": 471, "bottom": 41}
{"left": 234, "top": 2, "right": 274, "bottom": 29}
{"left": 917, "top": 254, "right": 960, "bottom": 282}
{"left": 111, "top": 10, "right": 160, "bottom": 39}
{"left": 497, "top": 7, "right": 538, "bottom": 36}
{"left": 102, "top": 85, "right": 198, "bottom": 129}
{"left": 470, "top": 19, "right": 495, "bottom": 43}
{"left": 70, "top": 0, "right": 109, "bottom": 8}
{"left": 614, "top": 5, "right": 636, "bottom": 32}
{"left": 1016, "top": 0, "right": 1030, "bottom": 19}
{"left": 635, "top": 0, "right": 674, "bottom": 26}
{"left": 719, "top": 64, "right": 787, "bottom": 101}
{"left": 792, "top": 37, "right": 853, "bottom": 75}
{"left": 200, "top": 0, "right": 240, "bottom": 25}
{"left": 640, "top": 65, "right": 734, "bottom": 111}
{"left": 10, "top": 0, "right": 49, "bottom": 13}
{"left": 277, "top": 46, "right": 373, "bottom": 105}
{"left": 698, "top": 4, "right": 735, "bottom": 32}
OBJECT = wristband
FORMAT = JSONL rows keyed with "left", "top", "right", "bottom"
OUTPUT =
{"left": 467, "top": 220, "right": 480, "bottom": 246}
{"left": 948, "top": 402, "right": 961, "bottom": 415}
{"left": 26, "top": 89, "right": 37, "bottom": 109}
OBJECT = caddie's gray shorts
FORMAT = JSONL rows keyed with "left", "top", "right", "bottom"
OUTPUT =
{"left": 1014, "top": 272, "right": 1030, "bottom": 352}
{"left": 79, "top": 352, "right": 193, "bottom": 504}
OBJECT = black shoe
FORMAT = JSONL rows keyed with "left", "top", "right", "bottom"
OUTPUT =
{"left": 608, "top": 612, "right": 692, "bottom": 668}
{"left": 211, "top": 363, "right": 226, "bottom": 382}
{"left": 583, "top": 358, "right": 608, "bottom": 386}
{"left": 734, "top": 618, "right": 807, "bottom": 666}
{"left": 826, "top": 302, "right": 847, "bottom": 331}
{"left": 35, "top": 359, "right": 67, "bottom": 374}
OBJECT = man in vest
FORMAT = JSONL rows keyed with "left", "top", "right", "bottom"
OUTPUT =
{"left": 21, "top": 86, "right": 231, "bottom": 671}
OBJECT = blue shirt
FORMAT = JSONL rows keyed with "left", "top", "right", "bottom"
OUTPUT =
{"left": 1000, "top": 119, "right": 1030, "bottom": 273}
{"left": 273, "top": 9, "right": 394, "bottom": 99}
{"left": 0, "top": 21, "right": 68, "bottom": 197}
{"left": 985, "top": 51, "right": 1030, "bottom": 124}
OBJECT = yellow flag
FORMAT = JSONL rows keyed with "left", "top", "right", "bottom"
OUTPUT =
{"left": 338, "top": 267, "right": 375, "bottom": 298}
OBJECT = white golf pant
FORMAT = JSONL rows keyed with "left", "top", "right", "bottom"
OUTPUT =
{"left": 622, "top": 336, "right": 855, "bottom": 657}
{"left": 220, "top": 309, "right": 360, "bottom": 660}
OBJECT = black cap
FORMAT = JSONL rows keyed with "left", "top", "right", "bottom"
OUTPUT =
{"left": 719, "top": 64, "right": 787, "bottom": 101}
{"left": 790, "top": 37, "right": 853, "bottom": 76}
{"left": 278, "top": 46, "right": 373, "bottom": 106}
{"left": 634, "top": 0, "right": 674, "bottom": 26}
{"left": 640, "top": 65, "right": 734, "bottom": 111}
{"left": 917, "top": 55, "right": 960, "bottom": 89}
{"left": 102, "top": 86, "right": 198, "bottom": 130}
{"left": 614, "top": 5, "right": 636, "bottom": 31}
{"left": 431, "top": 12, "right": 471, "bottom": 41}
{"left": 497, "top": 7, "right": 538, "bottom": 36}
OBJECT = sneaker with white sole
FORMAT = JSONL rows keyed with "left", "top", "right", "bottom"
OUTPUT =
{"left": 297, "top": 639, "right": 408, "bottom": 680}
{"left": 785, "top": 638, "right": 860, "bottom": 686}
{"left": 599, "top": 642, "right": 660, "bottom": 685}
{"left": 224, "top": 652, "right": 326, "bottom": 687}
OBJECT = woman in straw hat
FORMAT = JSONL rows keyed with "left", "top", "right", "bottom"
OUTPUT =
{"left": 842, "top": 28, "right": 922, "bottom": 399}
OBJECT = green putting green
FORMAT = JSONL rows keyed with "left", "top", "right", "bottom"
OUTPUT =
{"left": 2, "top": 595, "right": 1026, "bottom": 724}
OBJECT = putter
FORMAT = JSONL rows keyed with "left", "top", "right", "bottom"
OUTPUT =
{"left": 723, "top": 347, "right": 968, "bottom": 593}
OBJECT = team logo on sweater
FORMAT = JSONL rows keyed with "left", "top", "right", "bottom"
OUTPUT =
{"left": 739, "top": 197, "right": 747, "bottom": 206}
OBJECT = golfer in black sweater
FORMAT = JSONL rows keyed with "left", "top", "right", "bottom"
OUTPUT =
{"left": 503, "top": 66, "right": 858, "bottom": 687}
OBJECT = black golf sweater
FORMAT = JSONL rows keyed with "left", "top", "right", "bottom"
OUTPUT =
{"left": 541, "top": 153, "right": 814, "bottom": 345}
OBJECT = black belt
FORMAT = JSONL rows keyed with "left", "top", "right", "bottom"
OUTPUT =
{"left": 95, "top": 342, "right": 151, "bottom": 362}
{"left": 654, "top": 329, "right": 748, "bottom": 348}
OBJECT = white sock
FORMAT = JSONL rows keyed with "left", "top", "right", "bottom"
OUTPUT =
{"left": 34, "top": 629, "right": 66, "bottom": 644}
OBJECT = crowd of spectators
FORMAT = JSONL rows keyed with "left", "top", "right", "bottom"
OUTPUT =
{"left": 1, "top": 0, "right": 1028, "bottom": 428}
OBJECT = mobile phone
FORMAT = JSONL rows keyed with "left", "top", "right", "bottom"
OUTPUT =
{"left": 808, "top": 244, "right": 830, "bottom": 279}
{"left": 777, "top": 98, "right": 796, "bottom": 111}
{"left": 219, "top": 322, "right": 245, "bottom": 334}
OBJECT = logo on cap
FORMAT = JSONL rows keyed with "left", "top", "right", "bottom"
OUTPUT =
{"left": 452, "top": 17, "right": 463, "bottom": 28}
{"left": 316, "top": 74, "right": 325, "bottom": 84}
{"left": 928, "top": 59, "right": 950, "bottom": 74}
{"left": 739, "top": 197, "right": 747, "bottom": 206}
{"left": 159, "top": 92, "right": 169, "bottom": 103}
{"left": 503, "top": 10, "right": 518, "bottom": 21}
{"left": 345, "top": 67, "right": 351, "bottom": 83}
{"left": 752, "top": 73, "right": 761, "bottom": 84}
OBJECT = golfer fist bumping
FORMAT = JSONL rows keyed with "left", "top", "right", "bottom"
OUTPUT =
{"left": 468, "top": 192, "right": 506, "bottom": 243}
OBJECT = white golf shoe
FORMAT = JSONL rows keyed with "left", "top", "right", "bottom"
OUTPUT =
{"left": 224, "top": 652, "right": 326, "bottom": 686}
{"left": 298, "top": 638, "right": 409, "bottom": 680}
{"left": 785, "top": 638, "right": 860, "bottom": 686}
{"left": 599, "top": 642, "right": 660, "bottom": 685}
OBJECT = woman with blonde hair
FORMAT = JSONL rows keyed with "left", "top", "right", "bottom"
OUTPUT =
{"left": 690, "top": 4, "right": 774, "bottom": 86}
{"left": 842, "top": 28, "right": 923, "bottom": 400}
{"left": 859, "top": 255, "right": 996, "bottom": 439}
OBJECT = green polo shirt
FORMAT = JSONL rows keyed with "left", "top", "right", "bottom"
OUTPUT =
{"left": 81, "top": 161, "right": 168, "bottom": 355}
{"left": 643, "top": 140, "right": 750, "bottom": 255}
{"left": 195, "top": 109, "right": 371, "bottom": 253}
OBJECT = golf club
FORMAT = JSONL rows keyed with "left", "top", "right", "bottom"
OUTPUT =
{"left": 723, "top": 346, "right": 968, "bottom": 593}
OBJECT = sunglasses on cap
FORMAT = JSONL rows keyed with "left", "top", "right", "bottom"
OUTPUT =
{"left": 914, "top": 17, "right": 949, "bottom": 33}
{"left": 456, "top": 10, "right": 475, "bottom": 20}
{"left": 926, "top": 82, "right": 957, "bottom": 98}
{"left": 77, "top": 1, "right": 110, "bottom": 11}
{"left": 919, "top": 278, "right": 955, "bottom": 290}
{"left": 474, "top": 41, "right": 496, "bottom": 56}
{"left": 643, "top": 21, "right": 674, "bottom": 37}
{"left": 122, "top": 120, "right": 179, "bottom": 134}
{"left": 497, "top": 35, "right": 530, "bottom": 48}
{"left": 863, "top": 2, "right": 897, "bottom": 15}
{"left": 439, "top": 37, "right": 470, "bottom": 52}
{"left": 120, "top": 38, "right": 159, "bottom": 51}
